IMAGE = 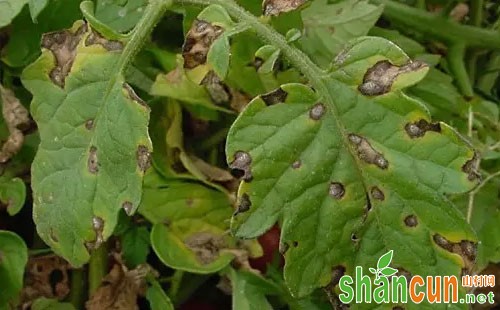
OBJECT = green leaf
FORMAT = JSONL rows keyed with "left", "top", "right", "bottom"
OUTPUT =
{"left": 300, "top": 0, "right": 383, "bottom": 67}
{"left": 22, "top": 21, "right": 152, "bottom": 266}
{"left": 0, "top": 231, "right": 28, "bottom": 306}
{"left": 0, "top": 0, "right": 27, "bottom": 27}
{"left": 255, "top": 45, "right": 281, "bottom": 75}
{"left": 207, "top": 35, "right": 231, "bottom": 79}
{"left": 142, "top": 181, "right": 235, "bottom": 273}
{"left": 229, "top": 268, "right": 277, "bottom": 310}
{"left": 31, "top": 298, "right": 76, "bottom": 310}
{"left": 122, "top": 226, "right": 150, "bottom": 268}
{"left": 28, "top": 0, "right": 48, "bottom": 22}
{"left": 146, "top": 278, "right": 174, "bottom": 310}
{"left": 0, "top": 177, "right": 26, "bottom": 216}
{"left": 93, "top": 0, "right": 147, "bottom": 33}
{"left": 226, "top": 37, "right": 478, "bottom": 298}
{"left": 376, "top": 250, "right": 393, "bottom": 269}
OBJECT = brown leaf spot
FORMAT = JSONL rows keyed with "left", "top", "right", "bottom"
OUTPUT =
{"left": 261, "top": 87, "right": 288, "bottom": 106}
{"left": 462, "top": 152, "right": 480, "bottom": 182}
{"left": 348, "top": 134, "right": 388, "bottom": 169}
{"left": 201, "top": 71, "right": 231, "bottom": 105}
{"left": 330, "top": 265, "right": 346, "bottom": 287}
{"left": 123, "top": 83, "right": 148, "bottom": 109}
{"left": 87, "top": 216, "right": 105, "bottom": 251}
{"left": 86, "top": 264, "right": 149, "bottom": 310}
{"left": 405, "top": 119, "right": 441, "bottom": 138}
{"left": 42, "top": 24, "right": 87, "bottom": 88}
{"left": 309, "top": 102, "right": 326, "bottom": 120}
{"left": 279, "top": 242, "right": 289, "bottom": 254}
{"left": 182, "top": 19, "right": 223, "bottom": 69}
{"left": 136, "top": 145, "right": 151, "bottom": 173}
{"left": 358, "top": 60, "right": 428, "bottom": 96}
{"left": 370, "top": 186, "right": 385, "bottom": 201}
{"left": 229, "top": 151, "right": 253, "bottom": 182}
{"left": 84, "top": 28, "right": 123, "bottom": 51}
{"left": 292, "top": 160, "right": 301, "bottom": 169}
{"left": 85, "top": 119, "right": 94, "bottom": 130}
{"left": 404, "top": 215, "right": 418, "bottom": 227}
{"left": 329, "top": 182, "right": 345, "bottom": 199}
{"left": 185, "top": 232, "right": 225, "bottom": 265}
{"left": 122, "top": 201, "right": 133, "bottom": 216}
{"left": 433, "top": 234, "right": 477, "bottom": 271}
{"left": 0, "top": 85, "right": 31, "bottom": 163}
{"left": 351, "top": 233, "right": 359, "bottom": 242}
{"left": 235, "top": 193, "right": 251, "bottom": 215}
{"left": 88, "top": 146, "right": 99, "bottom": 174}
{"left": 263, "top": 0, "right": 307, "bottom": 16}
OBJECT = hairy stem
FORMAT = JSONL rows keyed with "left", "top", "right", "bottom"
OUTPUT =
{"left": 371, "top": 0, "right": 500, "bottom": 49}
{"left": 117, "top": 0, "right": 173, "bottom": 74}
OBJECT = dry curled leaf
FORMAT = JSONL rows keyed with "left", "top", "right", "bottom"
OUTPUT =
{"left": 0, "top": 85, "right": 31, "bottom": 163}
{"left": 182, "top": 19, "right": 223, "bottom": 69}
{"left": 86, "top": 264, "right": 149, "bottom": 310}
{"left": 263, "top": 0, "right": 307, "bottom": 16}
{"left": 19, "top": 255, "right": 71, "bottom": 309}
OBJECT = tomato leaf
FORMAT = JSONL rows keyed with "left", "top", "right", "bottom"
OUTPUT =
{"left": 0, "top": 231, "right": 28, "bottom": 306}
{"left": 226, "top": 37, "right": 478, "bottom": 298}
{"left": 22, "top": 21, "right": 152, "bottom": 266}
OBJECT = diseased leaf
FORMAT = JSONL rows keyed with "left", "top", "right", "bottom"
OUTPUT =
{"left": 141, "top": 179, "right": 235, "bottom": 273}
{"left": 22, "top": 21, "right": 152, "bottom": 266}
{"left": 146, "top": 278, "right": 174, "bottom": 310}
{"left": 226, "top": 37, "right": 478, "bottom": 300}
{"left": 0, "top": 177, "right": 26, "bottom": 216}
{"left": 0, "top": 0, "right": 27, "bottom": 27}
{"left": 0, "top": 85, "right": 32, "bottom": 163}
{"left": 2, "top": 1, "right": 82, "bottom": 67}
{"left": 300, "top": 0, "right": 383, "bottom": 67}
{"left": 263, "top": 0, "right": 307, "bottom": 16}
{"left": 0, "top": 230, "right": 28, "bottom": 306}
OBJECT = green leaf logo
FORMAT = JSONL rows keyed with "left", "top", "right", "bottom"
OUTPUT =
{"left": 370, "top": 250, "right": 398, "bottom": 280}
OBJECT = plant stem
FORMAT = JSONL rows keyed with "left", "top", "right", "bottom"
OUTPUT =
{"left": 371, "top": 0, "right": 500, "bottom": 49}
{"left": 447, "top": 43, "right": 474, "bottom": 98}
{"left": 69, "top": 268, "right": 86, "bottom": 309}
{"left": 117, "top": 0, "right": 173, "bottom": 74}
{"left": 88, "top": 243, "right": 108, "bottom": 295}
